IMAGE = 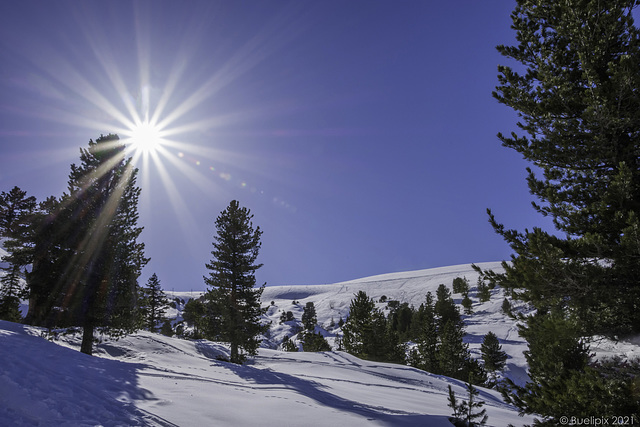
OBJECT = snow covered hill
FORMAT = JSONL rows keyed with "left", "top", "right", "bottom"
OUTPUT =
{"left": 258, "top": 262, "right": 531, "bottom": 386}
{"left": 0, "top": 319, "right": 535, "bottom": 426}
{"left": 165, "top": 262, "right": 532, "bottom": 386}
{"left": 3, "top": 262, "right": 637, "bottom": 426}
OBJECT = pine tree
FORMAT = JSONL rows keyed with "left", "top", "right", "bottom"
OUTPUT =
{"left": 141, "top": 273, "right": 169, "bottom": 332}
{"left": 0, "top": 187, "right": 37, "bottom": 322}
{"left": 388, "top": 302, "right": 413, "bottom": 342}
{"left": 459, "top": 379, "right": 488, "bottom": 426}
{"left": 500, "top": 309, "right": 593, "bottom": 422}
{"left": 182, "top": 297, "right": 207, "bottom": 339}
{"left": 476, "top": 277, "right": 490, "bottom": 303}
{"left": 452, "top": 277, "right": 470, "bottom": 294}
{"left": 300, "top": 330, "right": 331, "bottom": 352}
{"left": 481, "top": 331, "right": 507, "bottom": 372}
{"left": 486, "top": 0, "right": 640, "bottom": 421}
{"left": 160, "top": 319, "right": 174, "bottom": 337}
{"left": 301, "top": 301, "right": 317, "bottom": 331}
{"left": 25, "top": 196, "right": 64, "bottom": 326}
{"left": 341, "top": 290, "right": 401, "bottom": 362}
{"left": 438, "top": 319, "right": 470, "bottom": 380}
{"left": 461, "top": 292, "right": 473, "bottom": 315}
{"left": 204, "top": 200, "right": 266, "bottom": 364}
{"left": 279, "top": 310, "right": 295, "bottom": 324}
{"left": 447, "top": 385, "right": 462, "bottom": 420}
{"left": 281, "top": 335, "right": 298, "bottom": 352}
{"left": 342, "top": 291, "right": 376, "bottom": 359}
{"left": 435, "top": 284, "right": 461, "bottom": 328}
{"left": 490, "top": 0, "right": 640, "bottom": 335}
{"left": 43, "top": 135, "right": 147, "bottom": 354}
{"left": 501, "top": 298, "right": 512, "bottom": 317}
{"left": 448, "top": 379, "right": 489, "bottom": 427}
{"left": 411, "top": 292, "right": 439, "bottom": 373}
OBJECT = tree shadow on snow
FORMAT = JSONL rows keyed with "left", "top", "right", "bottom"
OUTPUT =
{"left": 0, "top": 320, "right": 177, "bottom": 427}
{"left": 220, "top": 360, "right": 446, "bottom": 426}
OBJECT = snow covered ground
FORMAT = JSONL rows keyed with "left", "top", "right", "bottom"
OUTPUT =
{"left": 2, "top": 261, "right": 638, "bottom": 426}
{"left": 0, "top": 319, "right": 535, "bottom": 426}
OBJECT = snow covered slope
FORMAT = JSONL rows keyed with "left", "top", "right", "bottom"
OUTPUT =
{"left": 0, "top": 319, "right": 535, "bottom": 426}
{"left": 258, "top": 262, "right": 532, "bottom": 386}
{"left": 2, "top": 261, "right": 637, "bottom": 426}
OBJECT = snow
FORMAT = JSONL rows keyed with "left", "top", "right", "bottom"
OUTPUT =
{"left": 259, "top": 262, "right": 532, "bottom": 387}
{"left": 0, "top": 319, "right": 534, "bottom": 426}
{"left": 2, "top": 261, "right": 637, "bottom": 426}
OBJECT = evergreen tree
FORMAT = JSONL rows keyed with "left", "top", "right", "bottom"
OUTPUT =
{"left": 452, "top": 276, "right": 470, "bottom": 294}
{"left": 490, "top": 0, "right": 640, "bottom": 336}
{"left": 300, "top": 330, "right": 331, "bottom": 352}
{"left": 25, "top": 196, "right": 64, "bottom": 326}
{"left": 342, "top": 290, "right": 402, "bottom": 363}
{"left": 447, "top": 385, "right": 463, "bottom": 421}
{"left": 204, "top": 200, "right": 266, "bottom": 364}
{"left": 461, "top": 292, "right": 473, "bottom": 315}
{"left": 141, "top": 273, "right": 169, "bottom": 332}
{"left": 448, "top": 381, "right": 489, "bottom": 427}
{"left": 301, "top": 301, "right": 317, "bottom": 331}
{"left": 44, "top": 135, "right": 147, "bottom": 355}
{"left": 0, "top": 265, "right": 23, "bottom": 322}
{"left": 501, "top": 298, "right": 512, "bottom": 317}
{"left": 281, "top": 335, "right": 298, "bottom": 352}
{"left": 459, "top": 379, "right": 488, "bottom": 427}
{"left": 500, "top": 309, "right": 593, "bottom": 422}
{"left": 486, "top": 0, "right": 640, "bottom": 421}
{"left": 388, "top": 302, "right": 413, "bottom": 342}
{"left": 0, "top": 187, "right": 37, "bottom": 322}
{"left": 481, "top": 331, "right": 507, "bottom": 372}
{"left": 160, "top": 319, "right": 174, "bottom": 337}
{"left": 438, "top": 320, "right": 470, "bottom": 380}
{"left": 342, "top": 291, "right": 376, "bottom": 359}
{"left": 411, "top": 292, "right": 439, "bottom": 373}
{"left": 476, "top": 277, "right": 490, "bottom": 303}
{"left": 182, "top": 297, "right": 207, "bottom": 339}
{"left": 435, "top": 284, "right": 461, "bottom": 328}
{"left": 279, "top": 310, "right": 295, "bottom": 324}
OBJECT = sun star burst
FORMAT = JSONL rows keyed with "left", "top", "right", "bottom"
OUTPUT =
{"left": 128, "top": 120, "right": 162, "bottom": 155}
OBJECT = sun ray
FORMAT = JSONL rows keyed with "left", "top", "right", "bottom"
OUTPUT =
{"left": 146, "top": 148, "right": 206, "bottom": 256}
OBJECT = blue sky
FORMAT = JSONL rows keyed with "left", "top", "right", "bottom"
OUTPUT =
{"left": 0, "top": 1, "right": 552, "bottom": 291}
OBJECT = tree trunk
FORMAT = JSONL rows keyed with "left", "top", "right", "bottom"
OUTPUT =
{"left": 81, "top": 321, "right": 94, "bottom": 355}
{"left": 230, "top": 342, "right": 238, "bottom": 364}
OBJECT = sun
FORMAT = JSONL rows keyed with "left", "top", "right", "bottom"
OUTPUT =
{"left": 128, "top": 119, "right": 162, "bottom": 154}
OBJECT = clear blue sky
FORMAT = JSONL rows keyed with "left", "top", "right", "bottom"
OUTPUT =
{"left": 0, "top": 1, "right": 553, "bottom": 291}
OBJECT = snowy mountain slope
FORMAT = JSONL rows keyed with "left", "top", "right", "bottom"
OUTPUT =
{"left": 0, "top": 319, "right": 535, "bottom": 426}
{"left": 257, "top": 262, "right": 533, "bottom": 386}
{"left": 3, "top": 262, "right": 638, "bottom": 426}
{"left": 164, "top": 263, "right": 533, "bottom": 386}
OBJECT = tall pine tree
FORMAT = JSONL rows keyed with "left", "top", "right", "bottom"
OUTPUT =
{"left": 485, "top": 0, "right": 640, "bottom": 421}
{"left": 410, "top": 292, "right": 439, "bottom": 373}
{"left": 25, "top": 196, "right": 65, "bottom": 326}
{"left": 0, "top": 186, "right": 36, "bottom": 321}
{"left": 480, "top": 331, "right": 507, "bottom": 373}
{"left": 140, "top": 273, "right": 168, "bottom": 332}
{"left": 50, "top": 134, "right": 147, "bottom": 355}
{"left": 301, "top": 301, "right": 317, "bottom": 331}
{"left": 342, "top": 291, "right": 404, "bottom": 363}
{"left": 204, "top": 200, "right": 266, "bottom": 364}
{"left": 490, "top": 0, "right": 640, "bottom": 337}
